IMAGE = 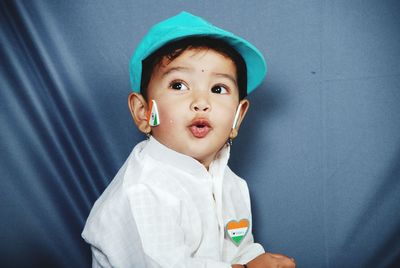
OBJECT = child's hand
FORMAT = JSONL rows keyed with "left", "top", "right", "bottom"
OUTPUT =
{"left": 246, "top": 252, "right": 296, "bottom": 268}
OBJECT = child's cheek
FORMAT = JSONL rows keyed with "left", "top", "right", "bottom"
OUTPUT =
{"left": 158, "top": 107, "right": 177, "bottom": 132}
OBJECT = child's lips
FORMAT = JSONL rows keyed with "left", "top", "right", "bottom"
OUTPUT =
{"left": 188, "top": 118, "right": 212, "bottom": 138}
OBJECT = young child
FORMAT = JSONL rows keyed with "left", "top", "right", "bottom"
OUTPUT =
{"left": 82, "top": 11, "right": 296, "bottom": 268}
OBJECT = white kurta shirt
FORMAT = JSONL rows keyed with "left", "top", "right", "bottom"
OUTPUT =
{"left": 82, "top": 137, "right": 264, "bottom": 267}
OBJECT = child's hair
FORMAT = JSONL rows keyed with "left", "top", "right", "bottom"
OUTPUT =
{"left": 140, "top": 36, "right": 248, "bottom": 101}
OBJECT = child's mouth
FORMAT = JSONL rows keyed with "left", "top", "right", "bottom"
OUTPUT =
{"left": 189, "top": 119, "right": 211, "bottom": 138}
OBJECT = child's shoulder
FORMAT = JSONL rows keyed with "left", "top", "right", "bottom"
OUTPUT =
{"left": 224, "top": 165, "right": 252, "bottom": 203}
{"left": 225, "top": 165, "right": 249, "bottom": 187}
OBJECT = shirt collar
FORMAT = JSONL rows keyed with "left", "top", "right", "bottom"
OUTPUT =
{"left": 143, "top": 136, "right": 230, "bottom": 178}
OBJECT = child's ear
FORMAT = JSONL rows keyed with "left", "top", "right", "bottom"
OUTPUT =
{"left": 128, "top": 92, "right": 151, "bottom": 134}
{"left": 230, "top": 99, "right": 250, "bottom": 139}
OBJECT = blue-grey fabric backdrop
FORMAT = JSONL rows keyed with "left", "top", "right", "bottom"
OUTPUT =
{"left": 1, "top": 0, "right": 399, "bottom": 267}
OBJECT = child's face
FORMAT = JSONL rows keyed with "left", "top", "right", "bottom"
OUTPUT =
{"left": 138, "top": 48, "right": 248, "bottom": 168}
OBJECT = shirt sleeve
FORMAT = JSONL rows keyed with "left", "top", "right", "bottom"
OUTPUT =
{"left": 230, "top": 179, "right": 265, "bottom": 265}
{"left": 231, "top": 233, "right": 265, "bottom": 265}
{"left": 128, "top": 184, "right": 232, "bottom": 268}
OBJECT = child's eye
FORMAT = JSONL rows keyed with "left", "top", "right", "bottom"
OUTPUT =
{"left": 211, "top": 85, "right": 228, "bottom": 94}
{"left": 169, "top": 81, "right": 189, "bottom": 91}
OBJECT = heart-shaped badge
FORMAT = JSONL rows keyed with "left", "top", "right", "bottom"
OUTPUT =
{"left": 225, "top": 219, "right": 249, "bottom": 246}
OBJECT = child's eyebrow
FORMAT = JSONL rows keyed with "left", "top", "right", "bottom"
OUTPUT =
{"left": 212, "top": 72, "right": 237, "bottom": 85}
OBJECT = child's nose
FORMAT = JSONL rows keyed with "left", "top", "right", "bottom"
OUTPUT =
{"left": 193, "top": 103, "right": 210, "bottom": 112}
{"left": 190, "top": 92, "right": 211, "bottom": 112}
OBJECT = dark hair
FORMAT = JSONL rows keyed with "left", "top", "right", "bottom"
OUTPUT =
{"left": 140, "top": 36, "right": 247, "bottom": 100}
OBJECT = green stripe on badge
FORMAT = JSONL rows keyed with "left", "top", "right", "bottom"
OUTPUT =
{"left": 153, "top": 114, "right": 158, "bottom": 125}
{"left": 232, "top": 235, "right": 245, "bottom": 245}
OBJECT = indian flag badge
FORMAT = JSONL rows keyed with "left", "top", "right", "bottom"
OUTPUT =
{"left": 225, "top": 219, "right": 250, "bottom": 246}
{"left": 147, "top": 99, "right": 160, "bottom": 127}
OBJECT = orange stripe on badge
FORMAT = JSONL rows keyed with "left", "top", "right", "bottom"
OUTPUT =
{"left": 147, "top": 100, "right": 154, "bottom": 122}
{"left": 226, "top": 219, "right": 249, "bottom": 230}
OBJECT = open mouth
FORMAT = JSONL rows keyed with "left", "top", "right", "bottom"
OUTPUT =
{"left": 189, "top": 119, "right": 211, "bottom": 138}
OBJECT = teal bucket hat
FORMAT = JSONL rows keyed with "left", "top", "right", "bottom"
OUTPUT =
{"left": 129, "top": 11, "right": 267, "bottom": 94}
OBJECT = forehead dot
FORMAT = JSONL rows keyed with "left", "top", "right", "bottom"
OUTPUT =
{"left": 201, "top": 69, "right": 204, "bottom": 72}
